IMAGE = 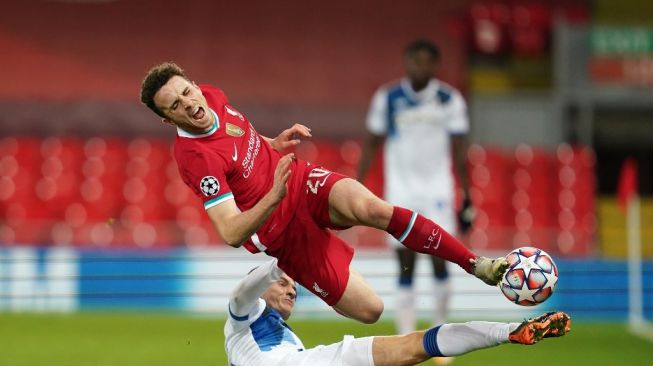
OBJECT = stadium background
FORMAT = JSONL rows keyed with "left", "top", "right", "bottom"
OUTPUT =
{"left": 1, "top": 0, "right": 652, "bottom": 365}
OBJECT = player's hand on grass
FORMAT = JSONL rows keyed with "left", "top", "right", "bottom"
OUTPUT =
{"left": 270, "top": 123, "right": 312, "bottom": 151}
{"left": 270, "top": 153, "right": 294, "bottom": 203}
{"left": 470, "top": 256, "right": 509, "bottom": 286}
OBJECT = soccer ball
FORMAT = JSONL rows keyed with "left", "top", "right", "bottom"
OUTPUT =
{"left": 499, "top": 246, "right": 559, "bottom": 306}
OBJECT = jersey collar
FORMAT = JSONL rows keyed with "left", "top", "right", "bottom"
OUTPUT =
{"left": 176, "top": 108, "right": 220, "bottom": 138}
{"left": 262, "top": 306, "right": 293, "bottom": 330}
{"left": 400, "top": 78, "right": 438, "bottom": 103}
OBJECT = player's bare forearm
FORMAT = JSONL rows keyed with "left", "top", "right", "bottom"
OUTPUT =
{"left": 262, "top": 136, "right": 274, "bottom": 147}
{"left": 205, "top": 193, "right": 281, "bottom": 247}
{"left": 452, "top": 134, "right": 470, "bottom": 193}
{"left": 214, "top": 197, "right": 280, "bottom": 247}
{"left": 357, "top": 133, "right": 383, "bottom": 182}
{"left": 206, "top": 154, "right": 293, "bottom": 247}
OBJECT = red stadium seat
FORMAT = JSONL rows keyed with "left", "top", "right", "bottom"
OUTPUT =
{"left": 1, "top": 138, "right": 41, "bottom": 217}
{"left": 471, "top": 146, "right": 512, "bottom": 227}
{"left": 512, "top": 145, "right": 556, "bottom": 230}
{"left": 467, "top": 146, "right": 513, "bottom": 250}
{"left": 311, "top": 140, "right": 344, "bottom": 172}
{"left": 1, "top": 136, "right": 597, "bottom": 253}
{"left": 3, "top": 136, "right": 41, "bottom": 166}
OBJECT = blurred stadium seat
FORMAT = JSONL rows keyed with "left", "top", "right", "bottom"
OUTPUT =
{"left": 512, "top": 144, "right": 556, "bottom": 251}
{"left": 468, "top": 144, "right": 513, "bottom": 250}
{"left": 0, "top": 136, "right": 596, "bottom": 253}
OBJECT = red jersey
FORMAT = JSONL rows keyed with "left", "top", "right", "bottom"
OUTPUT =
{"left": 174, "top": 85, "right": 307, "bottom": 253}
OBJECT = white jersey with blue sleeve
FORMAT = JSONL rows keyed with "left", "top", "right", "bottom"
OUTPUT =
{"left": 224, "top": 259, "right": 305, "bottom": 366}
{"left": 224, "top": 260, "right": 376, "bottom": 366}
{"left": 366, "top": 78, "right": 468, "bottom": 234}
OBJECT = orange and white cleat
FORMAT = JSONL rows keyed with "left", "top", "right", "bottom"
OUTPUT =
{"left": 509, "top": 311, "right": 571, "bottom": 345}
{"left": 433, "top": 356, "right": 454, "bottom": 365}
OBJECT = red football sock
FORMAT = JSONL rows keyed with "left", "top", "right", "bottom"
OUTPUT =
{"left": 386, "top": 206, "right": 477, "bottom": 273}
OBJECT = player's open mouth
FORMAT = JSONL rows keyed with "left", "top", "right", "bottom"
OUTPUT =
{"left": 192, "top": 106, "right": 205, "bottom": 120}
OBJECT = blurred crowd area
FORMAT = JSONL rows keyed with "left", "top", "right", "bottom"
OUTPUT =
{"left": 1, "top": 0, "right": 652, "bottom": 258}
{"left": 0, "top": 135, "right": 598, "bottom": 257}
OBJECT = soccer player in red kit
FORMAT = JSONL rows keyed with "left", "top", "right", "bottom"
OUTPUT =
{"left": 140, "top": 62, "right": 508, "bottom": 324}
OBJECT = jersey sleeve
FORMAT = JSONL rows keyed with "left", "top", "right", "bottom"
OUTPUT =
{"left": 176, "top": 147, "right": 234, "bottom": 211}
{"left": 366, "top": 88, "right": 389, "bottom": 136}
{"left": 228, "top": 259, "right": 283, "bottom": 325}
{"left": 446, "top": 90, "right": 470, "bottom": 135}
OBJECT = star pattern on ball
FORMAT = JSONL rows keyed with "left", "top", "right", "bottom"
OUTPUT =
{"left": 515, "top": 281, "right": 540, "bottom": 303}
{"left": 511, "top": 252, "right": 540, "bottom": 278}
{"left": 541, "top": 269, "right": 558, "bottom": 290}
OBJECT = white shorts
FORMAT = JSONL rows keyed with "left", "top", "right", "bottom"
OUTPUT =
{"left": 280, "top": 335, "right": 374, "bottom": 366}
{"left": 387, "top": 198, "right": 457, "bottom": 248}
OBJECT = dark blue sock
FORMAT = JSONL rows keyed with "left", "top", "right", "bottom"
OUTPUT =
{"left": 423, "top": 325, "right": 444, "bottom": 357}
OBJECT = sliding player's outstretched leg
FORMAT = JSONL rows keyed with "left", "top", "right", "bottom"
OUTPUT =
{"left": 371, "top": 312, "right": 572, "bottom": 366}
{"left": 508, "top": 311, "right": 572, "bottom": 345}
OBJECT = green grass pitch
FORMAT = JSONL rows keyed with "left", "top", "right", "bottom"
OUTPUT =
{"left": 0, "top": 312, "right": 651, "bottom": 366}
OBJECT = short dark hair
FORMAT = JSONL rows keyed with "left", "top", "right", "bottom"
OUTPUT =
{"left": 140, "top": 62, "right": 188, "bottom": 118}
{"left": 404, "top": 39, "right": 440, "bottom": 61}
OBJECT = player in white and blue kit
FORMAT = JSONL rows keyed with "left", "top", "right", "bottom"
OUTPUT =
{"left": 224, "top": 259, "right": 571, "bottom": 366}
{"left": 358, "top": 39, "right": 475, "bottom": 340}
{"left": 225, "top": 258, "right": 376, "bottom": 365}
{"left": 224, "top": 259, "right": 306, "bottom": 365}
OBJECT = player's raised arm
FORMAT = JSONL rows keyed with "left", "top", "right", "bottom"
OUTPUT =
{"left": 206, "top": 153, "right": 294, "bottom": 246}
{"left": 357, "top": 132, "right": 383, "bottom": 183}
{"left": 229, "top": 259, "right": 284, "bottom": 317}
{"left": 262, "top": 123, "right": 312, "bottom": 152}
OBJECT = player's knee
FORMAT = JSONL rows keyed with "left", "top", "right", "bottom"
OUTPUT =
{"left": 359, "top": 299, "right": 384, "bottom": 324}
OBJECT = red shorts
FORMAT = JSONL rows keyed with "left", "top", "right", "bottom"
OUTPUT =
{"left": 265, "top": 165, "right": 353, "bottom": 306}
